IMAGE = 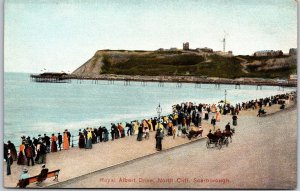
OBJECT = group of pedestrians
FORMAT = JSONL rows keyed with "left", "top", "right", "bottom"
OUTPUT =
{"left": 3, "top": 129, "right": 72, "bottom": 176}
{"left": 4, "top": 91, "right": 295, "bottom": 177}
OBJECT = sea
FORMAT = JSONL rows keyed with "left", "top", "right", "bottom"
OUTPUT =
{"left": 4, "top": 72, "right": 296, "bottom": 146}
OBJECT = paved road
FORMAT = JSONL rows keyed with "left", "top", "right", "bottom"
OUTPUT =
{"left": 59, "top": 106, "right": 297, "bottom": 189}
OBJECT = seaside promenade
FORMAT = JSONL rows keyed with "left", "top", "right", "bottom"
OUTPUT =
{"left": 62, "top": 104, "right": 297, "bottom": 189}
{"left": 3, "top": 100, "right": 296, "bottom": 189}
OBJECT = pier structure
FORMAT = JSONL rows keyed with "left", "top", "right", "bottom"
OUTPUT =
{"left": 256, "top": 85, "right": 262, "bottom": 90}
{"left": 30, "top": 73, "right": 297, "bottom": 88}
{"left": 215, "top": 83, "right": 220, "bottom": 89}
{"left": 195, "top": 83, "right": 201, "bottom": 88}
{"left": 158, "top": 81, "right": 164, "bottom": 87}
{"left": 107, "top": 79, "right": 114, "bottom": 85}
{"left": 77, "top": 79, "right": 82, "bottom": 84}
{"left": 235, "top": 83, "right": 241, "bottom": 89}
{"left": 141, "top": 81, "right": 147, "bottom": 86}
{"left": 176, "top": 82, "right": 182, "bottom": 88}
{"left": 30, "top": 72, "right": 71, "bottom": 83}
{"left": 124, "top": 80, "right": 131, "bottom": 86}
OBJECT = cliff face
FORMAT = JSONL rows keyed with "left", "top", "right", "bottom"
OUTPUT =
{"left": 72, "top": 50, "right": 154, "bottom": 77}
{"left": 72, "top": 50, "right": 297, "bottom": 79}
{"left": 72, "top": 51, "right": 104, "bottom": 77}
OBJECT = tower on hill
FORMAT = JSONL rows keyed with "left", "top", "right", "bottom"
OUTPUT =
{"left": 183, "top": 42, "right": 189, "bottom": 50}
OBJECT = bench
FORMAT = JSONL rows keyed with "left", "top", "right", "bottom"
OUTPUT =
{"left": 17, "top": 169, "right": 60, "bottom": 188}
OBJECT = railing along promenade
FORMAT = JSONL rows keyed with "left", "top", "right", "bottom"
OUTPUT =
{"left": 30, "top": 74, "right": 297, "bottom": 87}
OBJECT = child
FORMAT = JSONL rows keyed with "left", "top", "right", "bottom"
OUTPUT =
{"left": 172, "top": 126, "right": 176, "bottom": 139}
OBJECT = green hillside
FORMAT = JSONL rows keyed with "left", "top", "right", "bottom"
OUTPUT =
{"left": 72, "top": 50, "right": 297, "bottom": 79}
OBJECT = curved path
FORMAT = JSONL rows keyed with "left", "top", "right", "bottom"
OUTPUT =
{"left": 57, "top": 106, "right": 297, "bottom": 189}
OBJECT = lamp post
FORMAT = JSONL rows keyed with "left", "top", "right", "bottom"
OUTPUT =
{"left": 156, "top": 103, "right": 162, "bottom": 131}
{"left": 224, "top": 90, "right": 227, "bottom": 105}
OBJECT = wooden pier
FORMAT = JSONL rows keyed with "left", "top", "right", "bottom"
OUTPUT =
{"left": 30, "top": 73, "right": 297, "bottom": 88}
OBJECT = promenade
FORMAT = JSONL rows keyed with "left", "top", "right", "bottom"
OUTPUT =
{"left": 61, "top": 104, "right": 297, "bottom": 189}
{"left": 3, "top": 101, "right": 296, "bottom": 189}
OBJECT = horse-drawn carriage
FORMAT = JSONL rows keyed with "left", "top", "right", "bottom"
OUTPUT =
{"left": 206, "top": 130, "right": 233, "bottom": 149}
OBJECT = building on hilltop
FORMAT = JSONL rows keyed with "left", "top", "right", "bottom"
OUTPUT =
{"left": 289, "top": 48, "right": 297, "bottom": 56}
{"left": 183, "top": 42, "right": 189, "bottom": 50}
{"left": 214, "top": 50, "right": 233, "bottom": 57}
{"left": 253, "top": 50, "right": 283, "bottom": 57}
{"left": 199, "top": 47, "right": 213, "bottom": 53}
{"left": 169, "top": 47, "right": 178, "bottom": 51}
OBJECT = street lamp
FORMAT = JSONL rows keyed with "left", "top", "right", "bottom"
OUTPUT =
{"left": 224, "top": 90, "right": 227, "bottom": 105}
{"left": 156, "top": 103, "right": 162, "bottom": 131}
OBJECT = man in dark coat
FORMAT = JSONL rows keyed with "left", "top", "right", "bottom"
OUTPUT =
{"left": 57, "top": 133, "right": 62, "bottom": 151}
{"left": 113, "top": 123, "right": 119, "bottom": 139}
{"left": 37, "top": 164, "right": 49, "bottom": 185}
{"left": 43, "top": 134, "right": 50, "bottom": 153}
{"left": 98, "top": 126, "right": 103, "bottom": 142}
{"left": 93, "top": 128, "right": 98, "bottom": 143}
{"left": 155, "top": 129, "right": 163, "bottom": 151}
{"left": 211, "top": 117, "right": 216, "bottom": 131}
{"left": 33, "top": 137, "right": 38, "bottom": 147}
{"left": 225, "top": 122, "right": 231, "bottom": 132}
{"left": 4, "top": 143, "right": 11, "bottom": 176}
{"left": 152, "top": 118, "right": 157, "bottom": 131}
{"left": 83, "top": 128, "right": 88, "bottom": 143}
{"left": 27, "top": 137, "right": 33, "bottom": 146}
{"left": 110, "top": 124, "right": 115, "bottom": 141}
{"left": 7, "top": 141, "right": 17, "bottom": 161}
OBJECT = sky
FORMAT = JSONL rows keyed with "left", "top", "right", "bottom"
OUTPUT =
{"left": 4, "top": 0, "right": 298, "bottom": 73}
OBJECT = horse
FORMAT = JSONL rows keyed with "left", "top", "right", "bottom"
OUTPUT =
{"left": 187, "top": 129, "right": 203, "bottom": 140}
{"left": 223, "top": 130, "right": 233, "bottom": 142}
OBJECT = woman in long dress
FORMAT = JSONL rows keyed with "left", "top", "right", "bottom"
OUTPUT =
{"left": 118, "top": 123, "right": 125, "bottom": 138}
{"left": 78, "top": 132, "right": 85, "bottom": 148}
{"left": 85, "top": 130, "right": 93, "bottom": 149}
{"left": 148, "top": 119, "right": 153, "bottom": 131}
{"left": 137, "top": 125, "right": 143, "bottom": 141}
{"left": 232, "top": 115, "right": 238, "bottom": 126}
{"left": 63, "top": 131, "right": 69, "bottom": 150}
{"left": 50, "top": 134, "right": 58, "bottom": 152}
{"left": 216, "top": 111, "right": 221, "bottom": 122}
{"left": 133, "top": 121, "right": 139, "bottom": 135}
{"left": 17, "top": 142, "right": 26, "bottom": 165}
{"left": 211, "top": 104, "right": 216, "bottom": 113}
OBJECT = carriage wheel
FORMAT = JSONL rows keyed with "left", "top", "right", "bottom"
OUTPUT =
{"left": 206, "top": 139, "right": 210, "bottom": 148}
{"left": 217, "top": 139, "right": 222, "bottom": 150}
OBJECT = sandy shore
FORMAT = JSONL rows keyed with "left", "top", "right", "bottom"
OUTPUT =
{"left": 3, "top": 101, "right": 296, "bottom": 189}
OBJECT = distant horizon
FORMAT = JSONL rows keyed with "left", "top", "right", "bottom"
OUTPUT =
{"left": 4, "top": 0, "right": 297, "bottom": 73}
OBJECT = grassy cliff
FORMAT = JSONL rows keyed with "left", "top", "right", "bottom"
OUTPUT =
{"left": 72, "top": 50, "right": 296, "bottom": 79}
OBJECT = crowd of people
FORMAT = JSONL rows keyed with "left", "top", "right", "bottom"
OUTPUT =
{"left": 4, "top": 91, "right": 295, "bottom": 180}
{"left": 4, "top": 129, "right": 72, "bottom": 176}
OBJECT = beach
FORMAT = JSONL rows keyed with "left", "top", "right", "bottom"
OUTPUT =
{"left": 3, "top": 100, "right": 296, "bottom": 189}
